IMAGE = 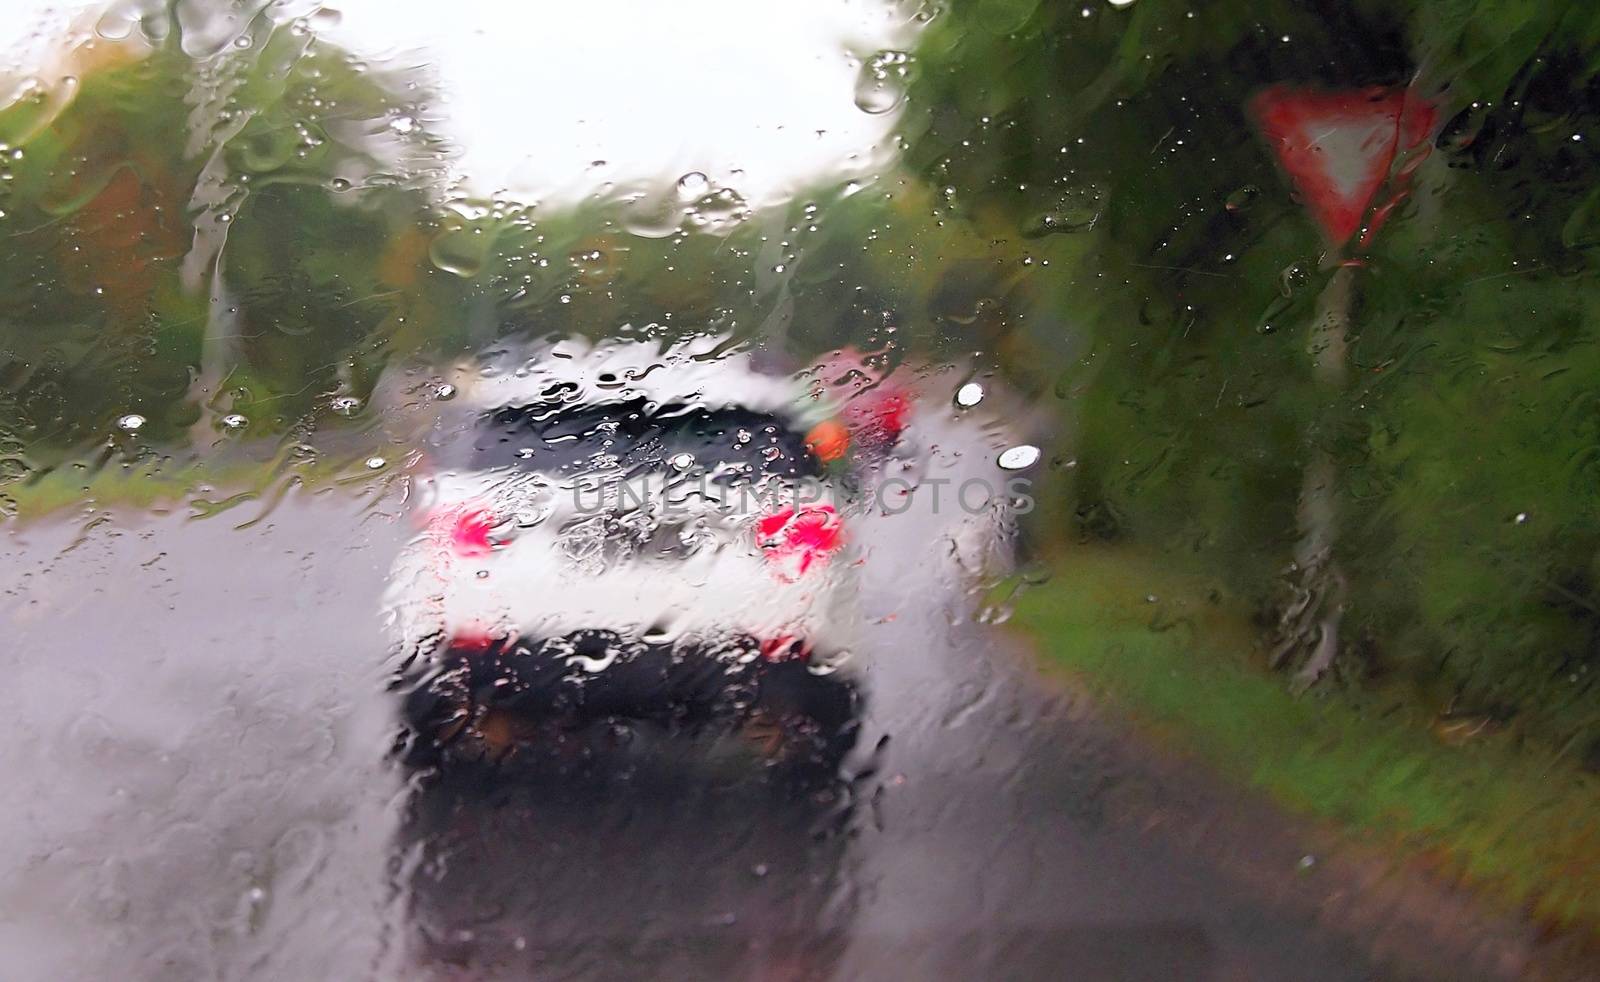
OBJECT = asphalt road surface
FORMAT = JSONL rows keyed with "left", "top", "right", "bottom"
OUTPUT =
{"left": 0, "top": 427, "right": 1490, "bottom": 981}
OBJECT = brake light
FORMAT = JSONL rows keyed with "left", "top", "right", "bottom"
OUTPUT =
{"left": 450, "top": 627, "right": 499, "bottom": 654}
{"left": 844, "top": 387, "right": 911, "bottom": 446}
{"left": 756, "top": 503, "right": 844, "bottom": 579}
{"left": 808, "top": 348, "right": 915, "bottom": 450}
{"left": 425, "top": 504, "right": 496, "bottom": 557}
{"left": 759, "top": 634, "right": 812, "bottom": 663}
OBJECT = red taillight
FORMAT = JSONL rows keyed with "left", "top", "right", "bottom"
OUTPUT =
{"left": 847, "top": 388, "right": 912, "bottom": 445}
{"left": 450, "top": 628, "right": 499, "bottom": 654}
{"left": 757, "top": 503, "right": 844, "bottom": 579}
{"left": 759, "top": 635, "right": 811, "bottom": 663}
{"left": 809, "top": 348, "right": 915, "bottom": 451}
{"left": 425, "top": 504, "right": 497, "bottom": 557}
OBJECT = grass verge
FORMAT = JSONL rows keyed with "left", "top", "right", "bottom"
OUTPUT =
{"left": 1010, "top": 546, "right": 1600, "bottom": 937}
{"left": 1, "top": 447, "right": 390, "bottom": 522}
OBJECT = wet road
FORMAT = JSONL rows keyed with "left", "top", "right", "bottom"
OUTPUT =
{"left": 0, "top": 434, "right": 1417, "bottom": 981}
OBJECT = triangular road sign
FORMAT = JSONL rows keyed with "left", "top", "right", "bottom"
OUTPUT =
{"left": 1251, "top": 85, "right": 1436, "bottom": 247}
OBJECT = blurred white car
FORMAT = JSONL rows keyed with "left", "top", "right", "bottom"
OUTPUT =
{"left": 383, "top": 335, "right": 870, "bottom": 771}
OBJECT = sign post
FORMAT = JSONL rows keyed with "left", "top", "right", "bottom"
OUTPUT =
{"left": 1250, "top": 84, "right": 1438, "bottom": 685}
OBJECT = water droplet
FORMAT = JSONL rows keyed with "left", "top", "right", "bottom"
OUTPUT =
{"left": 94, "top": 6, "right": 139, "bottom": 40}
{"left": 221, "top": 413, "right": 249, "bottom": 431}
{"left": 429, "top": 227, "right": 487, "bottom": 277}
{"left": 1225, "top": 185, "right": 1260, "bottom": 213}
{"left": 435, "top": 383, "right": 457, "bottom": 401}
{"left": 389, "top": 115, "right": 418, "bottom": 134}
{"left": 620, "top": 194, "right": 684, "bottom": 238}
{"left": 998, "top": 445, "right": 1041, "bottom": 470}
{"left": 365, "top": 456, "right": 387, "bottom": 470}
{"left": 685, "top": 187, "right": 751, "bottom": 234}
{"left": 330, "top": 396, "right": 362, "bottom": 416}
{"left": 854, "top": 50, "right": 913, "bottom": 115}
{"left": 955, "top": 382, "right": 985, "bottom": 407}
{"left": 1024, "top": 184, "right": 1104, "bottom": 237}
{"left": 677, "top": 172, "right": 709, "bottom": 198}
{"left": 670, "top": 452, "right": 695, "bottom": 471}
{"left": 115, "top": 413, "right": 145, "bottom": 433}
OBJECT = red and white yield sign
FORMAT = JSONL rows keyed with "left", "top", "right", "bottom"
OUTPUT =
{"left": 1250, "top": 85, "right": 1438, "bottom": 249}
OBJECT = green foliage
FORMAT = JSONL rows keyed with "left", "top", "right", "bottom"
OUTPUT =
{"left": 0, "top": 43, "right": 204, "bottom": 448}
{"left": 903, "top": 0, "right": 1600, "bottom": 746}
{"left": 0, "top": 3, "right": 450, "bottom": 459}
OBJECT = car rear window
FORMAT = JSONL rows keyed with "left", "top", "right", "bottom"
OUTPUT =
{"left": 461, "top": 397, "right": 823, "bottom": 481}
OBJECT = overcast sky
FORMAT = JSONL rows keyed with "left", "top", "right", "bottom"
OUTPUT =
{"left": 2, "top": 0, "right": 916, "bottom": 207}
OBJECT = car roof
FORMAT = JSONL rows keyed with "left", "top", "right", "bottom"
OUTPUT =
{"left": 451, "top": 334, "right": 817, "bottom": 421}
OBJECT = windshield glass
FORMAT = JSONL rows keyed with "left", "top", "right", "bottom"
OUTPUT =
{"left": 3, "top": 3, "right": 1599, "bottom": 981}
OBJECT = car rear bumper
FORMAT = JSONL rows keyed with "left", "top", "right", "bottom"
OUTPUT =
{"left": 396, "top": 629, "right": 859, "bottom": 766}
